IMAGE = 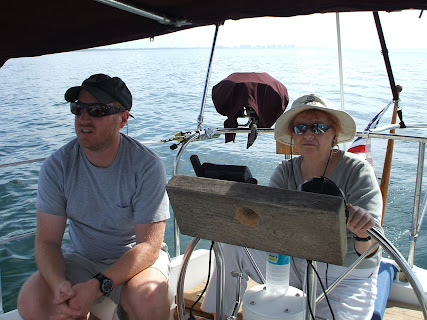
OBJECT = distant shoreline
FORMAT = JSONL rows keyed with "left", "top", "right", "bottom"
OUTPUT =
{"left": 86, "top": 46, "right": 427, "bottom": 52}
{"left": 89, "top": 44, "right": 295, "bottom": 51}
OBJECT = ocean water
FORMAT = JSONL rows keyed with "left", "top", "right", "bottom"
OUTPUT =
{"left": 0, "top": 47, "right": 427, "bottom": 312}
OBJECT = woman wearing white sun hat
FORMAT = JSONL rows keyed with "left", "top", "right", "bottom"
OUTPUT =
{"left": 274, "top": 93, "right": 357, "bottom": 145}
{"left": 201, "top": 94, "right": 383, "bottom": 320}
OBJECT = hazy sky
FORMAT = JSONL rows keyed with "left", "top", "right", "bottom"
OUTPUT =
{"left": 106, "top": 10, "right": 426, "bottom": 50}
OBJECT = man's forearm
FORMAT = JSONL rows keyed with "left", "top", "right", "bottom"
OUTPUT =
{"left": 35, "top": 241, "right": 67, "bottom": 290}
{"left": 101, "top": 242, "right": 160, "bottom": 287}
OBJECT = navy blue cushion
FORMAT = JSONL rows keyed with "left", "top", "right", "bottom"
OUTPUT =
{"left": 372, "top": 261, "right": 397, "bottom": 319}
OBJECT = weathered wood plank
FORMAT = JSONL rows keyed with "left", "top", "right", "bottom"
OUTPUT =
{"left": 167, "top": 175, "right": 348, "bottom": 265}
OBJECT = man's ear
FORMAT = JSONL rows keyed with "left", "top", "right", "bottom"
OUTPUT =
{"left": 119, "top": 111, "right": 129, "bottom": 128}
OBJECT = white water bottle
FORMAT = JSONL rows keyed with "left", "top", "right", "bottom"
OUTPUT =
{"left": 266, "top": 252, "right": 290, "bottom": 295}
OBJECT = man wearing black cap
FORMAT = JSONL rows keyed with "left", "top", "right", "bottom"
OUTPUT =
{"left": 17, "top": 74, "right": 171, "bottom": 320}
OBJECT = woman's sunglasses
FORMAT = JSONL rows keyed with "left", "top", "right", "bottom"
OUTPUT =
{"left": 292, "top": 123, "right": 331, "bottom": 135}
{"left": 70, "top": 102, "right": 124, "bottom": 117}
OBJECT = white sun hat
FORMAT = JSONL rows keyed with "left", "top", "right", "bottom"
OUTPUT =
{"left": 274, "top": 94, "right": 356, "bottom": 145}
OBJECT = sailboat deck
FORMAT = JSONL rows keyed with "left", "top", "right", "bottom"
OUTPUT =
{"left": 384, "top": 301, "right": 423, "bottom": 320}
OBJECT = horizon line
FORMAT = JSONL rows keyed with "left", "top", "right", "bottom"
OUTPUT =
{"left": 90, "top": 45, "right": 427, "bottom": 51}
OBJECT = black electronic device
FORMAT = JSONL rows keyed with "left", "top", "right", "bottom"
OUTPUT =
{"left": 190, "top": 154, "right": 257, "bottom": 184}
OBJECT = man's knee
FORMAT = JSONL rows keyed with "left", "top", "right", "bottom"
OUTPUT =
{"left": 17, "top": 272, "right": 53, "bottom": 319}
{"left": 17, "top": 283, "right": 31, "bottom": 318}
{"left": 123, "top": 279, "right": 168, "bottom": 305}
{"left": 121, "top": 274, "right": 169, "bottom": 319}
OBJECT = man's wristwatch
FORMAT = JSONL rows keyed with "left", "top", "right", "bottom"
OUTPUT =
{"left": 93, "top": 273, "right": 114, "bottom": 295}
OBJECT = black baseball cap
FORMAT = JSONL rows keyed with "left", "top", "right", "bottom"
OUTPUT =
{"left": 64, "top": 74, "right": 132, "bottom": 111}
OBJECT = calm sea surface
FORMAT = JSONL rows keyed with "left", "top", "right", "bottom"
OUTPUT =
{"left": 1, "top": 47, "right": 427, "bottom": 312}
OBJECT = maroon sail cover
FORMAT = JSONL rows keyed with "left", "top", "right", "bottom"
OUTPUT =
{"left": 212, "top": 72, "right": 289, "bottom": 143}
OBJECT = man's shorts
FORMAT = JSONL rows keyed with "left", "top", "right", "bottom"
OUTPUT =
{"left": 64, "top": 244, "right": 171, "bottom": 305}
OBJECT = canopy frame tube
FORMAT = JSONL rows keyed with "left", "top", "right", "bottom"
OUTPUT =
{"left": 93, "top": 0, "right": 191, "bottom": 26}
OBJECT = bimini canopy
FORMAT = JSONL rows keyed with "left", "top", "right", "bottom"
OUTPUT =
{"left": 1, "top": 0, "right": 426, "bottom": 66}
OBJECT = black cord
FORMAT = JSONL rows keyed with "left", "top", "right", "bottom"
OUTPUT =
{"left": 322, "top": 148, "right": 333, "bottom": 177}
{"left": 189, "top": 241, "right": 215, "bottom": 320}
{"left": 322, "top": 136, "right": 335, "bottom": 177}
{"left": 307, "top": 261, "right": 336, "bottom": 320}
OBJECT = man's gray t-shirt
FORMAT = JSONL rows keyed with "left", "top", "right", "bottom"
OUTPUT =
{"left": 36, "top": 133, "right": 170, "bottom": 262}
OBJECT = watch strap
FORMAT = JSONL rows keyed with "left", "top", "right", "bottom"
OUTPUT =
{"left": 93, "top": 273, "right": 114, "bottom": 295}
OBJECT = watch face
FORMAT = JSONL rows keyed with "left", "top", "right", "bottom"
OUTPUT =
{"left": 102, "top": 279, "right": 114, "bottom": 294}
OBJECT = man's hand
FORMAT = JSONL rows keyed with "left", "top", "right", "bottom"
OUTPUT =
{"left": 50, "top": 280, "right": 82, "bottom": 320}
{"left": 66, "top": 279, "right": 101, "bottom": 318}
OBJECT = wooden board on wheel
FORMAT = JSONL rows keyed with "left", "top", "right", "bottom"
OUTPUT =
{"left": 167, "top": 175, "right": 348, "bottom": 265}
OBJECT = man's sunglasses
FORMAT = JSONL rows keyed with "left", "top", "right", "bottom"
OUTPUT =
{"left": 292, "top": 123, "right": 331, "bottom": 135}
{"left": 70, "top": 102, "right": 125, "bottom": 117}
